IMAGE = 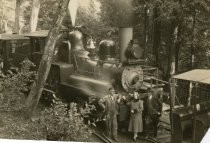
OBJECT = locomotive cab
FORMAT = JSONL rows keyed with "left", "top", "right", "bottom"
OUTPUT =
{"left": 25, "top": 30, "right": 69, "bottom": 67}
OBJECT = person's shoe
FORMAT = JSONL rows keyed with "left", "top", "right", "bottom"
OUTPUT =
{"left": 133, "top": 136, "right": 137, "bottom": 142}
{"left": 112, "top": 137, "right": 119, "bottom": 142}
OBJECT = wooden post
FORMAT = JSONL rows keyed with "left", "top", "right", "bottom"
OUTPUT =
{"left": 25, "top": 0, "right": 71, "bottom": 116}
{"left": 192, "top": 82, "right": 197, "bottom": 143}
{"left": 169, "top": 78, "right": 174, "bottom": 135}
{"left": 171, "top": 79, "right": 176, "bottom": 107}
{"left": 187, "top": 81, "right": 193, "bottom": 106}
{"left": 169, "top": 78, "right": 177, "bottom": 137}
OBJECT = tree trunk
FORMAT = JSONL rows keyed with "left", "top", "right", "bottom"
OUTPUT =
{"left": 30, "top": 0, "right": 40, "bottom": 32}
{"left": 175, "top": 24, "right": 182, "bottom": 73}
{"left": 166, "top": 20, "right": 177, "bottom": 80}
{"left": 144, "top": 4, "right": 149, "bottom": 57}
{"left": 175, "top": 41, "right": 180, "bottom": 73}
{"left": 174, "top": 0, "right": 184, "bottom": 73}
{"left": 191, "top": 5, "right": 196, "bottom": 69}
{"left": 14, "top": 0, "right": 21, "bottom": 34}
{"left": 152, "top": 5, "right": 161, "bottom": 68}
{"left": 170, "top": 24, "right": 179, "bottom": 75}
{"left": 25, "top": 0, "right": 71, "bottom": 116}
{"left": 4, "top": 20, "right": 8, "bottom": 33}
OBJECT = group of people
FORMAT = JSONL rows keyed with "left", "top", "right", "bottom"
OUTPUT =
{"left": 98, "top": 87, "right": 163, "bottom": 142}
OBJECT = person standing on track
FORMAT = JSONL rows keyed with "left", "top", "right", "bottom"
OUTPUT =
{"left": 148, "top": 89, "right": 163, "bottom": 138}
{"left": 128, "top": 91, "right": 144, "bottom": 141}
{"left": 98, "top": 87, "right": 120, "bottom": 142}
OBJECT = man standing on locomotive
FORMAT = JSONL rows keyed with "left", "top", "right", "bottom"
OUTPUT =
{"left": 98, "top": 87, "right": 120, "bottom": 142}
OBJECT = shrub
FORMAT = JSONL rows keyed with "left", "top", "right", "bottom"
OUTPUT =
{"left": 39, "top": 100, "right": 93, "bottom": 141}
{"left": 0, "top": 58, "right": 36, "bottom": 110}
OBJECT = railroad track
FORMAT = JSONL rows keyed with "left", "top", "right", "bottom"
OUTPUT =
{"left": 93, "top": 132, "right": 113, "bottom": 143}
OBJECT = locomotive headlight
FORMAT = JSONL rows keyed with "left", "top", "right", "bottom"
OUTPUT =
{"left": 121, "top": 66, "right": 143, "bottom": 92}
{"left": 125, "top": 42, "right": 143, "bottom": 59}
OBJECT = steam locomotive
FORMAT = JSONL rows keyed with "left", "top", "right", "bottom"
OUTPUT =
{"left": 25, "top": 28, "right": 162, "bottom": 105}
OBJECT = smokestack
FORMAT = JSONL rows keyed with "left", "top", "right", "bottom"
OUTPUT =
{"left": 119, "top": 27, "right": 133, "bottom": 62}
{"left": 114, "top": 0, "right": 137, "bottom": 62}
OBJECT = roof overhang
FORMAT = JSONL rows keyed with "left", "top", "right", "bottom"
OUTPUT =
{"left": 172, "top": 69, "right": 210, "bottom": 84}
{"left": 25, "top": 30, "right": 49, "bottom": 38}
{"left": 0, "top": 34, "right": 29, "bottom": 40}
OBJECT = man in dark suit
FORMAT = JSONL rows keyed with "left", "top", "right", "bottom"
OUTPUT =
{"left": 147, "top": 88, "right": 163, "bottom": 137}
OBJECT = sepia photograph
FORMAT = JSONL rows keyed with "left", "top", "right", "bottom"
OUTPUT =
{"left": 0, "top": 0, "right": 210, "bottom": 143}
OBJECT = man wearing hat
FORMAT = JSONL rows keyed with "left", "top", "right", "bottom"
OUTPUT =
{"left": 147, "top": 88, "right": 163, "bottom": 137}
{"left": 98, "top": 87, "right": 120, "bottom": 142}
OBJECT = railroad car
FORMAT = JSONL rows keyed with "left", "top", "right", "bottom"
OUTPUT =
{"left": 0, "top": 33, "right": 30, "bottom": 72}
{"left": 171, "top": 70, "right": 210, "bottom": 143}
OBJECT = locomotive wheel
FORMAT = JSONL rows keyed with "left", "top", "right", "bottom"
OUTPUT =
{"left": 41, "top": 66, "right": 60, "bottom": 106}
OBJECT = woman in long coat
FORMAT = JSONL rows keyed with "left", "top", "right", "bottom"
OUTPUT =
{"left": 128, "top": 91, "right": 144, "bottom": 141}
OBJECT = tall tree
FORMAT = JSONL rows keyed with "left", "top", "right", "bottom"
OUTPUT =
{"left": 174, "top": 0, "right": 184, "bottom": 73}
{"left": 166, "top": 18, "right": 176, "bottom": 80}
{"left": 25, "top": 0, "right": 71, "bottom": 116}
{"left": 152, "top": 3, "right": 161, "bottom": 68}
{"left": 191, "top": 0, "right": 196, "bottom": 69}
{"left": 167, "top": 4, "right": 181, "bottom": 78}
{"left": 144, "top": 4, "right": 149, "bottom": 56}
{"left": 30, "top": 0, "right": 40, "bottom": 32}
{"left": 0, "top": 0, "right": 7, "bottom": 33}
{"left": 14, "top": 0, "right": 21, "bottom": 33}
